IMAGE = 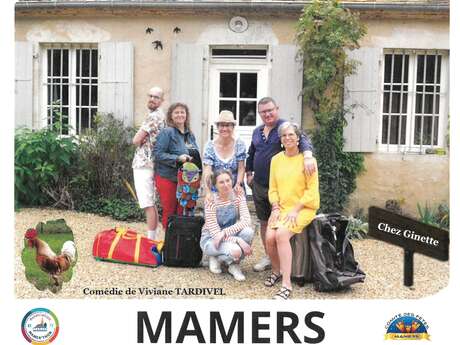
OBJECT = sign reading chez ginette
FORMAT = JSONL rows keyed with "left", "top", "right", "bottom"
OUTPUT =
{"left": 368, "top": 206, "right": 449, "bottom": 261}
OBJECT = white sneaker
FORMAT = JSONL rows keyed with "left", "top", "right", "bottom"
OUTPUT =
{"left": 253, "top": 256, "right": 271, "bottom": 272}
{"left": 209, "top": 256, "right": 222, "bottom": 274}
{"left": 201, "top": 255, "right": 209, "bottom": 267}
{"left": 228, "top": 264, "right": 246, "bottom": 281}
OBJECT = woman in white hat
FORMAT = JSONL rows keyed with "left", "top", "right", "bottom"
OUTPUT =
{"left": 202, "top": 110, "right": 247, "bottom": 199}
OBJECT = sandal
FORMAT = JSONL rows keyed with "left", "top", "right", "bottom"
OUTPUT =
{"left": 274, "top": 286, "right": 292, "bottom": 300}
{"left": 264, "top": 272, "right": 282, "bottom": 287}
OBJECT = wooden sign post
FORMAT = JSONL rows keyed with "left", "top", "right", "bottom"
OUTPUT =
{"left": 368, "top": 206, "right": 449, "bottom": 287}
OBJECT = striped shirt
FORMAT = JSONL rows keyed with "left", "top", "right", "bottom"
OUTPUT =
{"left": 203, "top": 190, "right": 252, "bottom": 243}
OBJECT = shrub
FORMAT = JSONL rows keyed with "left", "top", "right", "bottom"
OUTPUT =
{"left": 77, "top": 197, "right": 145, "bottom": 221}
{"left": 72, "top": 114, "right": 137, "bottom": 204}
{"left": 417, "top": 202, "right": 449, "bottom": 230}
{"left": 296, "top": 0, "right": 367, "bottom": 213}
{"left": 346, "top": 215, "right": 368, "bottom": 240}
{"left": 311, "top": 110, "right": 365, "bottom": 212}
{"left": 15, "top": 126, "right": 78, "bottom": 208}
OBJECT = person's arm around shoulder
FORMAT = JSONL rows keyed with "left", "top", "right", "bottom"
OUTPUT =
{"left": 298, "top": 132, "right": 316, "bottom": 176}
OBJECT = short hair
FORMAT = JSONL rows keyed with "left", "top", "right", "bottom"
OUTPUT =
{"left": 278, "top": 121, "right": 302, "bottom": 139}
{"left": 166, "top": 102, "right": 191, "bottom": 132}
{"left": 257, "top": 97, "right": 277, "bottom": 108}
{"left": 210, "top": 169, "right": 233, "bottom": 186}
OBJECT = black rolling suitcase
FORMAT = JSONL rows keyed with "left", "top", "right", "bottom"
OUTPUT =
{"left": 163, "top": 215, "right": 204, "bottom": 267}
{"left": 308, "top": 214, "right": 365, "bottom": 292}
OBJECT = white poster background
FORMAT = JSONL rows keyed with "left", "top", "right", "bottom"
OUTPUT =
{"left": 1, "top": 1, "right": 458, "bottom": 344}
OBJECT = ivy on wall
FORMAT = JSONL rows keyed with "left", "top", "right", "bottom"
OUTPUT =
{"left": 296, "top": 0, "right": 366, "bottom": 212}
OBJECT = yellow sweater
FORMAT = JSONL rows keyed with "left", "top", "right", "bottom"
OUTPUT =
{"left": 268, "top": 152, "right": 320, "bottom": 233}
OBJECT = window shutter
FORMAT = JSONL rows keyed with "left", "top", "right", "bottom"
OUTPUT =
{"left": 98, "top": 42, "right": 134, "bottom": 126}
{"left": 171, "top": 43, "right": 206, "bottom": 147}
{"left": 15, "top": 41, "right": 33, "bottom": 128}
{"left": 343, "top": 48, "right": 381, "bottom": 152}
{"left": 270, "top": 45, "right": 303, "bottom": 125}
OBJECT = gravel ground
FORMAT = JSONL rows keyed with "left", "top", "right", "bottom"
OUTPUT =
{"left": 15, "top": 208, "right": 449, "bottom": 300}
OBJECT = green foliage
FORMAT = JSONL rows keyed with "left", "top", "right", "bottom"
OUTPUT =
{"left": 346, "top": 215, "right": 368, "bottom": 240}
{"left": 296, "top": 0, "right": 366, "bottom": 212}
{"left": 77, "top": 197, "right": 145, "bottom": 221}
{"left": 73, "top": 114, "right": 137, "bottom": 202}
{"left": 296, "top": 0, "right": 366, "bottom": 118}
{"left": 311, "top": 110, "right": 364, "bottom": 212}
{"left": 15, "top": 126, "right": 78, "bottom": 207}
{"left": 15, "top": 113, "right": 143, "bottom": 221}
{"left": 21, "top": 233, "right": 75, "bottom": 293}
{"left": 417, "top": 202, "right": 449, "bottom": 230}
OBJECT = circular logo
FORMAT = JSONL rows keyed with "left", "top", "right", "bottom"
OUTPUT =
{"left": 21, "top": 308, "right": 59, "bottom": 344}
{"left": 385, "top": 313, "right": 430, "bottom": 340}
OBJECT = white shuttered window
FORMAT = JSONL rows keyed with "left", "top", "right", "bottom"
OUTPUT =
{"left": 380, "top": 49, "right": 449, "bottom": 152}
{"left": 41, "top": 44, "right": 98, "bottom": 135}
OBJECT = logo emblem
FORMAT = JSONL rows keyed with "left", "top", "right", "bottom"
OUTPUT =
{"left": 385, "top": 313, "right": 430, "bottom": 340}
{"left": 21, "top": 308, "right": 59, "bottom": 344}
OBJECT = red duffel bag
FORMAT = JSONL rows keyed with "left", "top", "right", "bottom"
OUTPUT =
{"left": 92, "top": 227, "right": 163, "bottom": 267}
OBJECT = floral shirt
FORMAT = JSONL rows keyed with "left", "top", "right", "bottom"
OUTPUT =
{"left": 203, "top": 137, "right": 247, "bottom": 186}
{"left": 132, "top": 109, "right": 165, "bottom": 169}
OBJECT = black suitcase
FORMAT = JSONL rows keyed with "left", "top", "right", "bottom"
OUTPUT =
{"left": 308, "top": 214, "right": 366, "bottom": 292}
{"left": 163, "top": 215, "right": 204, "bottom": 267}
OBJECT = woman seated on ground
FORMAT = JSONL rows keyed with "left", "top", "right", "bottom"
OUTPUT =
{"left": 200, "top": 169, "right": 254, "bottom": 281}
{"left": 265, "top": 122, "right": 320, "bottom": 300}
{"left": 202, "top": 110, "right": 247, "bottom": 198}
{"left": 153, "top": 102, "right": 201, "bottom": 229}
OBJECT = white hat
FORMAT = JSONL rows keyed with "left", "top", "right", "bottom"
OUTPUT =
{"left": 215, "top": 110, "right": 237, "bottom": 124}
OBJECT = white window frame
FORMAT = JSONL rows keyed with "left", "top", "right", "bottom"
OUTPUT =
{"left": 40, "top": 43, "right": 98, "bottom": 135}
{"left": 378, "top": 49, "right": 449, "bottom": 153}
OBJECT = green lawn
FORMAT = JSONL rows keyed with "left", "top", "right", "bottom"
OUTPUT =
{"left": 22, "top": 233, "right": 76, "bottom": 292}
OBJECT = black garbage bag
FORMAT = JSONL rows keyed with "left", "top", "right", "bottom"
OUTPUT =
{"left": 308, "top": 214, "right": 366, "bottom": 292}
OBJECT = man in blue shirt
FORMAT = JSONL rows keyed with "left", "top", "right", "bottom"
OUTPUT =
{"left": 246, "top": 97, "right": 316, "bottom": 272}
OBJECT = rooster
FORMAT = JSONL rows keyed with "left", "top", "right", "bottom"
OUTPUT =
{"left": 24, "top": 228, "right": 76, "bottom": 286}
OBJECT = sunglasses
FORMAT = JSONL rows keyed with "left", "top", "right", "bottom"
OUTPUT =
{"left": 216, "top": 123, "right": 235, "bottom": 128}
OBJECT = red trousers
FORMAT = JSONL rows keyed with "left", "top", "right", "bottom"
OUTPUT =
{"left": 155, "top": 174, "right": 183, "bottom": 230}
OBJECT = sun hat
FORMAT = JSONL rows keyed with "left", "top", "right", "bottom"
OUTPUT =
{"left": 215, "top": 110, "right": 237, "bottom": 125}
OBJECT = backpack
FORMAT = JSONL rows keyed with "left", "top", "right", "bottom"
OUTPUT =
{"left": 308, "top": 214, "right": 365, "bottom": 292}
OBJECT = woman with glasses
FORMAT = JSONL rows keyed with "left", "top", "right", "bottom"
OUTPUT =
{"left": 265, "top": 122, "right": 319, "bottom": 300}
{"left": 202, "top": 110, "right": 247, "bottom": 199}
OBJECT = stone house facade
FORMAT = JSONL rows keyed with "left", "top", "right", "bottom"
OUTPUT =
{"left": 15, "top": 0, "right": 450, "bottom": 215}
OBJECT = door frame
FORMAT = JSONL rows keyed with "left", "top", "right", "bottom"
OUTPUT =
{"left": 206, "top": 60, "right": 268, "bottom": 146}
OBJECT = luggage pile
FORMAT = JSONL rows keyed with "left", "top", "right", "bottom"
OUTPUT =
{"left": 308, "top": 214, "right": 366, "bottom": 292}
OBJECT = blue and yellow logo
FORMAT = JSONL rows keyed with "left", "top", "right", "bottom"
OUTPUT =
{"left": 385, "top": 314, "right": 430, "bottom": 340}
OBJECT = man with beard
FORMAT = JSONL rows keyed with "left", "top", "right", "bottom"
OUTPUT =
{"left": 132, "top": 86, "right": 165, "bottom": 240}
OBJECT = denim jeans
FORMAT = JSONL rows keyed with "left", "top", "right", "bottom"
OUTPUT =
{"left": 200, "top": 227, "right": 254, "bottom": 265}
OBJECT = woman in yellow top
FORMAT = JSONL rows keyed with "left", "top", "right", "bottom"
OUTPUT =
{"left": 265, "top": 122, "right": 320, "bottom": 300}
